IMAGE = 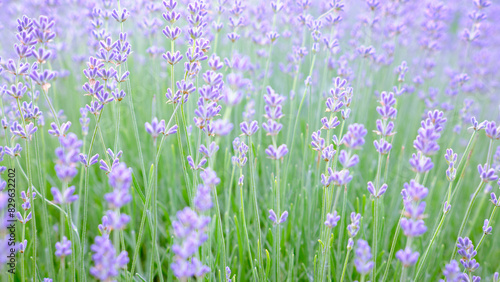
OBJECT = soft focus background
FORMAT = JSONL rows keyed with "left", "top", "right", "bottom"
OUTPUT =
{"left": 0, "top": 0, "right": 499, "bottom": 281}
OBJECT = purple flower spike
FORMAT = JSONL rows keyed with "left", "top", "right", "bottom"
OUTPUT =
{"left": 485, "top": 121, "right": 500, "bottom": 140}
{"left": 226, "top": 266, "right": 232, "bottom": 282}
{"left": 347, "top": 212, "right": 362, "bottom": 238}
{"left": 51, "top": 186, "right": 78, "bottom": 205}
{"left": 354, "top": 239, "right": 374, "bottom": 275}
{"left": 409, "top": 152, "right": 434, "bottom": 173}
{"left": 90, "top": 235, "right": 129, "bottom": 281}
{"left": 269, "top": 210, "right": 288, "bottom": 225}
{"left": 457, "top": 237, "right": 479, "bottom": 273}
{"left": 321, "top": 116, "right": 340, "bottom": 130}
{"left": 339, "top": 150, "right": 359, "bottom": 168}
{"left": 477, "top": 164, "right": 498, "bottom": 182}
{"left": 55, "top": 236, "right": 72, "bottom": 257}
{"left": 324, "top": 211, "right": 340, "bottom": 228}
{"left": 469, "top": 117, "right": 486, "bottom": 132}
{"left": 145, "top": 117, "right": 166, "bottom": 141}
{"left": 367, "top": 182, "right": 388, "bottom": 198}
{"left": 265, "top": 144, "right": 288, "bottom": 160}
{"left": 311, "top": 130, "right": 325, "bottom": 152}
{"left": 194, "top": 184, "right": 212, "bottom": 211}
{"left": 342, "top": 124, "right": 367, "bottom": 149}
{"left": 211, "top": 119, "right": 233, "bottom": 136}
{"left": 442, "top": 260, "right": 462, "bottom": 282}
{"left": 111, "top": 8, "right": 130, "bottom": 23}
{"left": 482, "top": 219, "right": 492, "bottom": 234}
{"left": 18, "top": 240, "right": 27, "bottom": 253}
{"left": 240, "top": 120, "right": 259, "bottom": 136}
{"left": 491, "top": 193, "right": 500, "bottom": 206}
{"left": 396, "top": 247, "right": 419, "bottom": 267}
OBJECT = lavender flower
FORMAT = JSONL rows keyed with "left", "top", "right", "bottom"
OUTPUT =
{"left": 324, "top": 211, "right": 340, "bottom": 228}
{"left": 477, "top": 164, "right": 498, "bottom": 183}
{"left": 90, "top": 235, "right": 129, "bottom": 280}
{"left": 457, "top": 237, "right": 480, "bottom": 274}
{"left": 401, "top": 180, "right": 428, "bottom": 237}
{"left": 396, "top": 247, "right": 419, "bottom": 267}
{"left": 442, "top": 260, "right": 462, "bottom": 282}
{"left": 55, "top": 236, "right": 72, "bottom": 258}
{"left": 354, "top": 239, "right": 374, "bottom": 275}
{"left": 269, "top": 209, "right": 288, "bottom": 225}
{"left": 51, "top": 186, "right": 78, "bottom": 205}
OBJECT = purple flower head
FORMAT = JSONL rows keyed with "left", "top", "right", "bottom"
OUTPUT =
{"left": 409, "top": 152, "right": 434, "bottom": 174}
{"left": 376, "top": 92, "right": 397, "bottom": 119}
{"left": 321, "top": 145, "right": 336, "bottom": 162}
{"left": 427, "top": 110, "right": 447, "bottom": 132}
{"left": 262, "top": 119, "right": 283, "bottom": 136}
{"left": 482, "top": 219, "right": 492, "bottom": 234}
{"left": 470, "top": 117, "right": 486, "bottom": 131}
{"left": 54, "top": 133, "right": 82, "bottom": 182}
{"left": 79, "top": 153, "right": 99, "bottom": 167}
{"left": 226, "top": 266, "right": 232, "bottom": 282}
{"left": 51, "top": 186, "right": 78, "bottom": 205}
{"left": 374, "top": 139, "right": 392, "bottom": 154}
{"left": 90, "top": 236, "right": 129, "bottom": 281}
{"left": 457, "top": 237, "right": 479, "bottom": 273}
{"left": 347, "top": 212, "right": 362, "bottom": 238}
{"left": 240, "top": 120, "right": 259, "bottom": 136}
{"left": 265, "top": 144, "right": 288, "bottom": 160}
{"left": 485, "top": 121, "right": 500, "bottom": 140}
{"left": 367, "top": 181, "right": 388, "bottom": 198}
{"left": 145, "top": 117, "right": 166, "bottom": 141}
{"left": 375, "top": 119, "right": 395, "bottom": 137}
{"left": 354, "top": 239, "right": 373, "bottom": 275}
{"left": 401, "top": 218, "right": 427, "bottom": 237}
{"left": 263, "top": 87, "right": 285, "bottom": 106}
{"left": 478, "top": 164, "right": 498, "bottom": 183}
{"left": 48, "top": 122, "right": 71, "bottom": 138}
{"left": 396, "top": 247, "right": 419, "bottom": 267}
{"left": 200, "top": 168, "right": 220, "bottom": 186}
{"left": 324, "top": 211, "right": 340, "bottom": 228}
{"left": 194, "top": 184, "right": 212, "bottom": 211}
{"left": 55, "top": 236, "right": 72, "bottom": 258}
{"left": 111, "top": 8, "right": 130, "bottom": 23}
{"left": 18, "top": 240, "right": 27, "bottom": 253}
{"left": 442, "top": 260, "right": 462, "bottom": 282}
{"left": 199, "top": 142, "right": 219, "bottom": 159}
{"left": 264, "top": 105, "right": 284, "bottom": 121}
{"left": 104, "top": 163, "right": 132, "bottom": 208}
{"left": 402, "top": 180, "right": 428, "bottom": 202}
{"left": 330, "top": 169, "right": 353, "bottom": 186}
{"left": 311, "top": 130, "right": 325, "bottom": 152}
{"left": 414, "top": 120, "right": 441, "bottom": 155}
{"left": 342, "top": 123, "right": 367, "bottom": 149}
{"left": 339, "top": 150, "right": 359, "bottom": 168}
{"left": 321, "top": 116, "right": 340, "bottom": 130}
{"left": 108, "top": 163, "right": 132, "bottom": 190}
{"left": 211, "top": 119, "right": 233, "bottom": 136}
{"left": 188, "top": 156, "right": 207, "bottom": 170}
{"left": 269, "top": 209, "right": 288, "bottom": 225}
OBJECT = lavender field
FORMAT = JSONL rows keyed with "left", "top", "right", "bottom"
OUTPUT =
{"left": 0, "top": 0, "right": 499, "bottom": 281}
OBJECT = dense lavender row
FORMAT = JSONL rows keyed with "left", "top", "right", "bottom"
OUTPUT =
{"left": 0, "top": 0, "right": 499, "bottom": 281}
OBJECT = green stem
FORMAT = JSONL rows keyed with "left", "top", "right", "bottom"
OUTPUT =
{"left": 249, "top": 136, "right": 263, "bottom": 278}
{"left": 450, "top": 181, "right": 486, "bottom": 260}
{"left": 475, "top": 205, "right": 497, "bottom": 251}
{"left": 239, "top": 167, "right": 257, "bottom": 280}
